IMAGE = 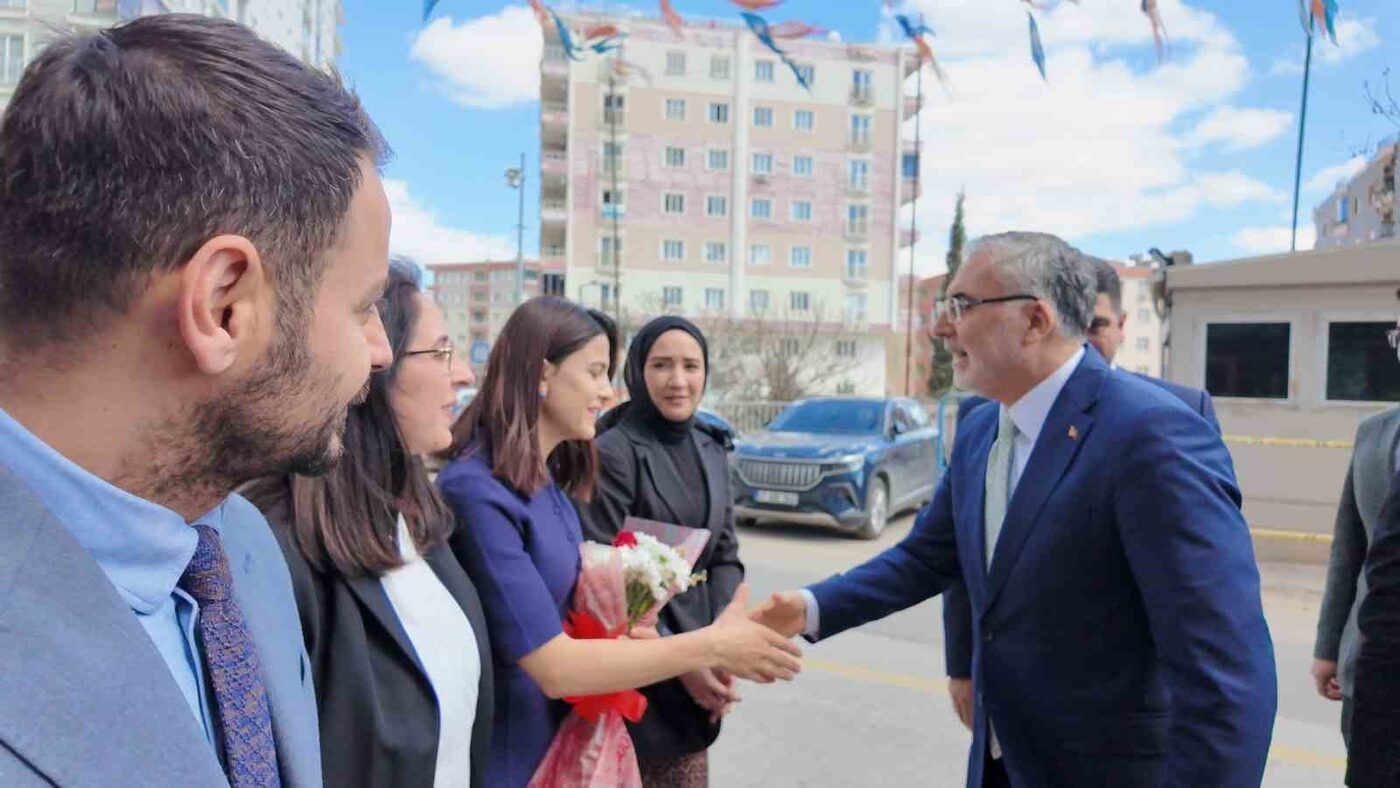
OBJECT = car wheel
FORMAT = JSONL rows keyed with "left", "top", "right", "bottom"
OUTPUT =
{"left": 855, "top": 477, "right": 888, "bottom": 540}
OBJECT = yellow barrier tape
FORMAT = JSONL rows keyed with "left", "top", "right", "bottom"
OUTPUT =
{"left": 1223, "top": 434, "right": 1354, "bottom": 449}
{"left": 1250, "top": 528, "right": 1332, "bottom": 544}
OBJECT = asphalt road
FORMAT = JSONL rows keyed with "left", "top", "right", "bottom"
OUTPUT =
{"left": 708, "top": 513, "right": 1348, "bottom": 787}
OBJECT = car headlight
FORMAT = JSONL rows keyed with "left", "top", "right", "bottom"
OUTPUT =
{"left": 820, "top": 454, "right": 864, "bottom": 474}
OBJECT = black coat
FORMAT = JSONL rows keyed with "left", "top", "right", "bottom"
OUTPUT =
{"left": 1349, "top": 467, "right": 1400, "bottom": 786}
{"left": 574, "top": 414, "right": 745, "bottom": 759}
{"left": 259, "top": 487, "right": 494, "bottom": 788}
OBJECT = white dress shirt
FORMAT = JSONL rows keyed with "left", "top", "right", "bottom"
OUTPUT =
{"left": 380, "top": 515, "right": 481, "bottom": 788}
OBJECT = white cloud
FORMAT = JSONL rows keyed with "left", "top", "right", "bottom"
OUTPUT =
{"left": 1185, "top": 106, "right": 1293, "bottom": 151}
{"left": 1269, "top": 15, "right": 1379, "bottom": 75}
{"left": 410, "top": 6, "right": 542, "bottom": 109}
{"left": 1305, "top": 155, "right": 1367, "bottom": 192}
{"left": 1231, "top": 224, "right": 1316, "bottom": 255}
{"left": 385, "top": 179, "right": 516, "bottom": 264}
{"left": 897, "top": 0, "right": 1283, "bottom": 273}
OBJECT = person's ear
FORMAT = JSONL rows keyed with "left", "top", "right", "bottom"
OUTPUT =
{"left": 539, "top": 360, "right": 557, "bottom": 399}
{"left": 176, "top": 235, "right": 267, "bottom": 376}
{"left": 1024, "top": 300, "right": 1057, "bottom": 344}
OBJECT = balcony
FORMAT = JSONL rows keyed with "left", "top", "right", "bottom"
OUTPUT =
{"left": 542, "top": 46, "right": 568, "bottom": 79}
{"left": 847, "top": 134, "right": 872, "bottom": 153}
{"left": 904, "top": 94, "right": 923, "bottom": 117}
{"left": 70, "top": 0, "right": 119, "bottom": 26}
{"left": 848, "top": 181, "right": 871, "bottom": 197}
{"left": 600, "top": 203, "right": 626, "bottom": 221}
{"left": 901, "top": 177, "right": 922, "bottom": 203}
{"left": 541, "top": 101, "right": 568, "bottom": 127}
{"left": 844, "top": 224, "right": 869, "bottom": 242}
{"left": 599, "top": 108, "right": 626, "bottom": 129}
{"left": 849, "top": 87, "right": 874, "bottom": 107}
{"left": 541, "top": 245, "right": 566, "bottom": 269}
{"left": 600, "top": 157, "right": 627, "bottom": 179}
{"left": 900, "top": 227, "right": 921, "bottom": 247}
{"left": 843, "top": 269, "right": 870, "bottom": 287}
{"left": 541, "top": 198, "right": 567, "bottom": 225}
{"left": 541, "top": 150, "right": 567, "bottom": 179}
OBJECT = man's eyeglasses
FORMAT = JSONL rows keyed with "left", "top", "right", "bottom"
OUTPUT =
{"left": 932, "top": 293, "right": 1038, "bottom": 324}
{"left": 404, "top": 342, "right": 456, "bottom": 372}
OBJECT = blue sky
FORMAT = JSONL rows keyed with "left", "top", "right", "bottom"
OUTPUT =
{"left": 340, "top": 0, "right": 1397, "bottom": 275}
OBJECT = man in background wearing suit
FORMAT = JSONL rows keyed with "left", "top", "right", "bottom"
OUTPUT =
{"left": 755, "top": 232, "right": 1276, "bottom": 787}
{"left": 0, "top": 15, "right": 392, "bottom": 787}
{"left": 1313, "top": 318, "right": 1400, "bottom": 747}
{"left": 1342, "top": 319, "right": 1400, "bottom": 786}
{"left": 942, "top": 256, "right": 1223, "bottom": 731}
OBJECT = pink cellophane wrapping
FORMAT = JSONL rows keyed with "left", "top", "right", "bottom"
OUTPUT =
{"left": 526, "top": 523, "right": 711, "bottom": 788}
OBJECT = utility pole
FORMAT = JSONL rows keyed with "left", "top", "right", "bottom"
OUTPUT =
{"left": 607, "top": 64, "right": 622, "bottom": 322}
{"left": 903, "top": 21, "right": 925, "bottom": 397}
{"left": 1289, "top": 29, "right": 1314, "bottom": 252}
{"left": 505, "top": 154, "right": 526, "bottom": 305}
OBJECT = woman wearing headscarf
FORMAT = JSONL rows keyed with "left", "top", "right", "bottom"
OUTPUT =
{"left": 576, "top": 316, "right": 744, "bottom": 788}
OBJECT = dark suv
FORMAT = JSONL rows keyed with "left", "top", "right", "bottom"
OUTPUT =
{"left": 731, "top": 397, "right": 940, "bottom": 539}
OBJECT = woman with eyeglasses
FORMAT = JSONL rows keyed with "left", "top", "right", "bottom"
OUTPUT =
{"left": 244, "top": 258, "right": 492, "bottom": 788}
{"left": 438, "top": 297, "right": 802, "bottom": 788}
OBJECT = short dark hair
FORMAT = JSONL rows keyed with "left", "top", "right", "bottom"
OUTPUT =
{"left": 244, "top": 259, "right": 453, "bottom": 577}
{"left": 449, "top": 297, "right": 604, "bottom": 501}
{"left": 0, "top": 14, "right": 389, "bottom": 350}
{"left": 1089, "top": 257, "right": 1123, "bottom": 313}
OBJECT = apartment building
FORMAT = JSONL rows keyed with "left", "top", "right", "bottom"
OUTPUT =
{"left": 429, "top": 260, "right": 567, "bottom": 353}
{"left": 1114, "top": 262, "right": 1163, "bottom": 377}
{"left": 541, "top": 12, "right": 920, "bottom": 397}
{"left": 1314, "top": 138, "right": 1398, "bottom": 249}
{"left": 0, "top": 0, "right": 340, "bottom": 111}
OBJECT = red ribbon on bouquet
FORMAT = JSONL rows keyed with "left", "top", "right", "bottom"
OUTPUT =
{"left": 561, "top": 611, "right": 649, "bottom": 722}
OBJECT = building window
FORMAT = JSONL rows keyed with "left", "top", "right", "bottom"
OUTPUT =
{"left": 849, "top": 160, "right": 870, "bottom": 191}
{"left": 663, "top": 286, "right": 683, "bottom": 308}
{"left": 600, "top": 236, "right": 622, "bottom": 266}
{"left": 753, "top": 106, "right": 774, "bottom": 128}
{"left": 751, "top": 198, "right": 773, "bottom": 219}
{"left": 1326, "top": 322, "right": 1400, "bottom": 402}
{"left": 708, "top": 102, "right": 730, "bottom": 124}
{"left": 791, "top": 201, "right": 813, "bottom": 222}
{"left": 0, "top": 34, "right": 21, "bottom": 86}
{"left": 793, "top": 155, "right": 813, "bottom": 177}
{"left": 666, "top": 50, "right": 687, "bottom": 75}
{"left": 663, "top": 192, "right": 686, "bottom": 215}
{"left": 662, "top": 239, "right": 685, "bottom": 262}
{"left": 790, "top": 292, "right": 811, "bottom": 312}
{"left": 789, "top": 246, "right": 812, "bottom": 268}
{"left": 795, "top": 64, "right": 815, "bottom": 86}
{"left": 709, "top": 55, "right": 731, "bottom": 79}
{"left": 850, "top": 114, "right": 872, "bottom": 146}
{"left": 602, "top": 141, "right": 624, "bottom": 172}
{"left": 1205, "top": 322, "right": 1290, "bottom": 399}
{"left": 794, "top": 109, "right": 815, "bottom": 131}
{"left": 847, "top": 204, "right": 870, "bottom": 236}
{"left": 1135, "top": 337, "right": 1150, "bottom": 352}
{"left": 1137, "top": 308, "right": 1151, "bottom": 323}
{"left": 836, "top": 339, "right": 858, "bottom": 358}
{"left": 0, "top": 0, "right": 26, "bottom": 8}
{"left": 705, "top": 241, "right": 727, "bottom": 264}
{"left": 780, "top": 338, "right": 801, "bottom": 356}
{"left": 707, "top": 149, "right": 730, "bottom": 170}
{"left": 473, "top": 290, "right": 487, "bottom": 303}
{"left": 471, "top": 310, "right": 487, "bottom": 323}
{"left": 542, "top": 273, "right": 566, "bottom": 296}
{"left": 901, "top": 152, "right": 919, "bottom": 179}
{"left": 664, "top": 146, "right": 686, "bottom": 167}
{"left": 851, "top": 69, "right": 873, "bottom": 101}
{"left": 704, "top": 288, "right": 725, "bottom": 311}
{"left": 473, "top": 271, "right": 488, "bottom": 282}
{"left": 836, "top": 381, "right": 857, "bottom": 395}
{"left": 1338, "top": 197, "right": 1350, "bottom": 223}
{"left": 845, "top": 249, "right": 868, "bottom": 280}
{"left": 706, "top": 195, "right": 728, "bottom": 217}
{"left": 665, "top": 98, "right": 686, "bottom": 120}
{"left": 602, "top": 188, "right": 625, "bottom": 219}
{"left": 752, "top": 153, "right": 773, "bottom": 175}
{"left": 749, "top": 244, "right": 771, "bottom": 266}
{"left": 603, "top": 93, "right": 625, "bottom": 125}
{"left": 750, "top": 289, "right": 770, "bottom": 312}
{"left": 755, "top": 59, "right": 774, "bottom": 81}
{"left": 846, "top": 293, "right": 868, "bottom": 323}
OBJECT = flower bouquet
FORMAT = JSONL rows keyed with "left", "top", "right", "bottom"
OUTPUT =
{"left": 526, "top": 517, "right": 711, "bottom": 788}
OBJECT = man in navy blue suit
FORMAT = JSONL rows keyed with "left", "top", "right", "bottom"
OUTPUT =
{"left": 942, "top": 257, "right": 1223, "bottom": 731}
{"left": 753, "top": 232, "right": 1276, "bottom": 787}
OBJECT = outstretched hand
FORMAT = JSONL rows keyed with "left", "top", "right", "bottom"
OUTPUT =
{"left": 707, "top": 584, "right": 803, "bottom": 683}
{"left": 749, "top": 590, "right": 808, "bottom": 639}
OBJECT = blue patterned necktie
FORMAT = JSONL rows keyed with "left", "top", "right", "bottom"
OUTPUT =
{"left": 180, "top": 524, "right": 283, "bottom": 788}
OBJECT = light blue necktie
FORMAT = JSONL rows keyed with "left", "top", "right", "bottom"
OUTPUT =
{"left": 984, "top": 408, "right": 1017, "bottom": 569}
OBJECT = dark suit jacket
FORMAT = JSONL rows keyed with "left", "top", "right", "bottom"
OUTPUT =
{"left": 943, "top": 373, "right": 1220, "bottom": 680}
{"left": 574, "top": 412, "right": 745, "bottom": 760}
{"left": 1348, "top": 467, "right": 1400, "bottom": 786}
{"left": 1317, "top": 408, "right": 1400, "bottom": 698}
{"left": 258, "top": 485, "right": 494, "bottom": 788}
{"left": 811, "top": 350, "right": 1275, "bottom": 787}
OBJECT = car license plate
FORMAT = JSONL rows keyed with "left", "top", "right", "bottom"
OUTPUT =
{"left": 754, "top": 489, "right": 799, "bottom": 507}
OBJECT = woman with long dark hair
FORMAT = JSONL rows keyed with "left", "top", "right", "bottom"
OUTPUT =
{"left": 244, "top": 259, "right": 492, "bottom": 788}
{"left": 576, "top": 316, "right": 741, "bottom": 787}
{"left": 438, "top": 297, "right": 801, "bottom": 788}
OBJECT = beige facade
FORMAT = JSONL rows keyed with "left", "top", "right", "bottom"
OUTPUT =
{"left": 541, "top": 12, "right": 919, "bottom": 397}
{"left": 0, "top": 0, "right": 339, "bottom": 112}
{"left": 1114, "top": 263, "right": 1163, "bottom": 378}
{"left": 429, "top": 260, "right": 566, "bottom": 353}
{"left": 1164, "top": 241, "right": 1400, "bottom": 556}
{"left": 1314, "top": 139, "right": 1397, "bottom": 249}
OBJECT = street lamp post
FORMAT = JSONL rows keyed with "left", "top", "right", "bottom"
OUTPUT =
{"left": 505, "top": 154, "right": 526, "bottom": 306}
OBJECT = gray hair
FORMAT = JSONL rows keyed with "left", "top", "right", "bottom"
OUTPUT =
{"left": 964, "top": 231, "right": 1095, "bottom": 340}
